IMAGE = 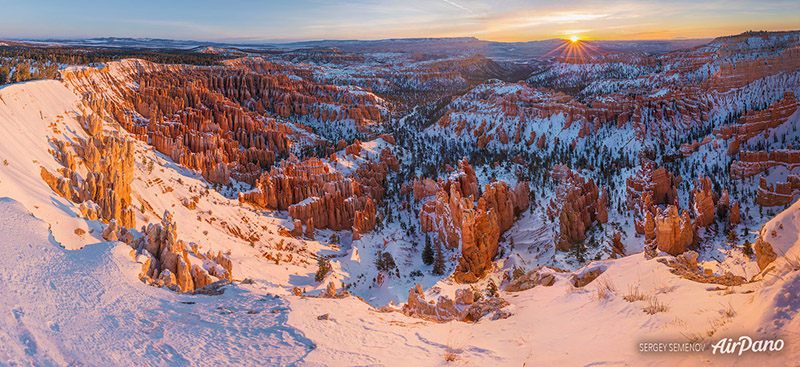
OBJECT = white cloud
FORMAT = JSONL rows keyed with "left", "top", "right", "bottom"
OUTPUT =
{"left": 441, "top": 0, "right": 474, "bottom": 13}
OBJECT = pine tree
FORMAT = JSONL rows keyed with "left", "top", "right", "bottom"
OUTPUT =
{"left": 486, "top": 280, "right": 498, "bottom": 297}
{"left": 726, "top": 229, "right": 738, "bottom": 244}
{"left": 432, "top": 241, "right": 446, "bottom": 275}
{"left": 742, "top": 240, "right": 754, "bottom": 258}
{"left": 12, "top": 63, "right": 31, "bottom": 83}
{"left": 374, "top": 251, "right": 396, "bottom": 273}
{"left": 422, "top": 235, "right": 434, "bottom": 266}
{"left": 315, "top": 257, "right": 330, "bottom": 282}
{"left": 0, "top": 65, "right": 9, "bottom": 85}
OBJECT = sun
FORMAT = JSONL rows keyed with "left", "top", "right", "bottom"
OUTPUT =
{"left": 570, "top": 35, "right": 580, "bottom": 43}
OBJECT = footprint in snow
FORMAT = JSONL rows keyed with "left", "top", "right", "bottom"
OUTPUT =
{"left": 12, "top": 307, "right": 24, "bottom": 321}
{"left": 18, "top": 330, "right": 38, "bottom": 356}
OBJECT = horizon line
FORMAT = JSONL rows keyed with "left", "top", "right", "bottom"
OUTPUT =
{"left": 4, "top": 28, "right": 797, "bottom": 48}
{"left": 7, "top": 32, "right": 782, "bottom": 47}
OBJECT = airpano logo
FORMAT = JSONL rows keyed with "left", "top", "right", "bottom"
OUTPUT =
{"left": 639, "top": 336, "right": 785, "bottom": 356}
{"left": 711, "top": 336, "right": 785, "bottom": 355}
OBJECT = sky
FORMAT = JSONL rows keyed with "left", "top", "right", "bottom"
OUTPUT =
{"left": 1, "top": 0, "right": 799, "bottom": 43}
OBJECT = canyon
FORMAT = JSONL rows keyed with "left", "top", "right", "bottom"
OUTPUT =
{"left": 0, "top": 29, "right": 799, "bottom": 366}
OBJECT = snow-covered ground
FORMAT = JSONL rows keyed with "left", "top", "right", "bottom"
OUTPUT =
{"left": 0, "top": 197, "right": 314, "bottom": 366}
{"left": 0, "top": 80, "right": 99, "bottom": 250}
{"left": 2, "top": 190, "right": 797, "bottom": 366}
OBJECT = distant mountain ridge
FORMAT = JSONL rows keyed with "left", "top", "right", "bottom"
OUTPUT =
{"left": 9, "top": 36, "right": 713, "bottom": 61}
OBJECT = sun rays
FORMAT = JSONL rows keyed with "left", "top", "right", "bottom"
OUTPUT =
{"left": 538, "top": 37, "right": 604, "bottom": 62}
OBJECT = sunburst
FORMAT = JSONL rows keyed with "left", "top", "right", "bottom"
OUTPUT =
{"left": 537, "top": 37, "right": 603, "bottom": 63}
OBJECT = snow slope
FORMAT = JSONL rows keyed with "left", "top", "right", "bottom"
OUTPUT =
{"left": 290, "top": 250, "right": 799, "bottom": 366}
{"left": 0, "top": 78, "right": 331, "bottom": 290}
{"left": 0, "top": 80, "right": 99, "bottom": 250}
{"left": 756, "top": 198, "right": 800, "bottom": 262}
{"left": 2, "top": 187, "right": 795, "bottom": 366}
{"left": 0, "top": 197, "right": 314, "bottom": 366}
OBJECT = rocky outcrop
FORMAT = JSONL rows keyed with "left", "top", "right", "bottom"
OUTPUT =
{"left": 451, "top": 158, "right": 480, "bottom": 200}
{"left": 627, "top": 162, "right": 680, "bottom": 236}
{"left": 680, "top": 136, "right": 713, "bottom": 157}
{"left": 463, "top": 297, "right": 511, "bottom": 322}
{"left": 414, "top": 158, "right": 480, "bottom": 203}
{"left": 101, "top": 220, "right": 121, "bottom": 241}
{"left": 455, "top": 199, "right": 500, "bottom": 283}
{"left": 240, "top": 157, "right": 343, "bottom": 211}
{"left": 506, "top": 268, "right": 557, "bottom": 292}
{"left": 402, "top": 283, "right": 463, "bottom": 322}
{"left": 729, "top": 201, "right": 741, "bottom": 225}
{"left": 413, "top": 177, "right": 440, "bottom": 201}
{"left": 453, "top": 181, "right": 530, "bottom": 282}
{"left": 659, "top": 251, "right": 747, "bottom": 286}
{"left": 718, "top": 189, "right": 730, "bottom": 211}
{"left": 627, "top": 163, "right": 680, "bottom": 207}
{"left": 731, "top": 149, "right": 800, "bottom": 179}
{"left": 317, "top": 281, "right": 350, "bottom": 299}
{"left": 754, "top": 238, "right": 777, "bottom": 271}
{"left": 420, "top": 181, "right": 529, "bottom": 283}
{"left": 596, "top": 188, "right": 609, "bottom": 224}
{"left": 691, "top": 175, "right": 716, "bottom": 228}
{"left": 291, "top": 219, "right": 303, "bottom": 237}
{"left": 379, "top": 147, "right": 400, "bottom": 171}
{"left": 64, "top": 58, "right": 388, "bottom": 187}
{"left": 705, "top": 41, "right": 800, "bottom": 91}
{"left": 288, "top": 195, "right": 376, "bottom": 232}
{"left": 643, "top": 212, "right": 656, "bottom": 241}
{"left": 654, "top": 205, "right": 694, "bottom": 256}
{"left": 304, "top": 218, "right": 315, "bottom": 239}
{"left": 401, "top": 283, "right": 508, "bottom": 322}
{"left": 419, "top": 187, "right": 472, "bottom": 250}
{"left": 344, "top": 140, "right": 362, "bottom": 157}
{"left": 570, "top": 266, "right": 606, "bottom": 288}
{"left": 352, "top": 198, "right": 377, "bottom": 236}
{"left": 419, "top": 160, "right": 529, "bottom": 282}
{"left": 378, "top": 134, "right": 396, "bottom": 145}
{"left": 715, "top": 91, "right": 797, "bottom": 147}
{"left": 479, "top": 181, "right": 518, "bottom": 233}
{"left": 42, "top": 132, "right": 136, "bottom": 229}
{"left": 756, "top": 175, "right": 800, "bottom": 207}
{"left": 130, "top": 210, "right": 233, "bottom": 293}
{"left": 226, "top": 58, "right": 386, "bottom": 124}
{"left": 611, "top": 232, "right": 625, "bottom": 258}
{"left": 548, "top": 165, "right": 608, "bottom": 251}
{"left": 241, "top": 145, "right": 397, "bottom": 238}
{"left": 731, "top": 150, "right": 800, "bottom": 207}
